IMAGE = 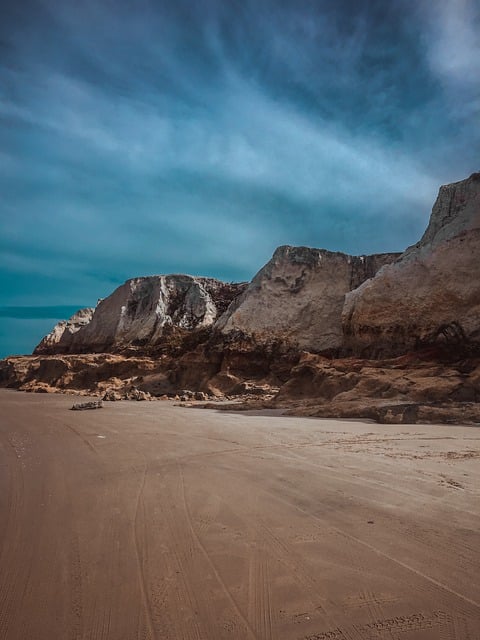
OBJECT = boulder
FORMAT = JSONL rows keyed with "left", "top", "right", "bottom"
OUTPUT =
{"left": 103, "top": 388, "right": 122, "bottom": 401}
{"left": 125, "top": 388, "right": 152, "bottom": 401}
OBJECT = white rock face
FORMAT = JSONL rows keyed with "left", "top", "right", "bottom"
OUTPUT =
{"left": 35, "top": 275, "right": 245, "bottom": 354}
{"left": 410, "top": 173, "right": 480, "bottom": 251}
{"left": 34, "top": 308, "right": 95, "bottom": 354}
{"left": 342, "top": 173, "right": 480, "bottom": 355}
{"left": 33, "top": 175, "right": 479, "bottom": 360}
{"left": 216, "top": 246, "right": 399, "bottom": 351}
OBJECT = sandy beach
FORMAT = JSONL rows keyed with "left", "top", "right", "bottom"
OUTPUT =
{"left": 0, "top": 389, "right": 479, "bottom": 639}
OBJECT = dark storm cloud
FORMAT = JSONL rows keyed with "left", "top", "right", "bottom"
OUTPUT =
{"left": 1, "top": 0, "right": 479, "bottom": 354}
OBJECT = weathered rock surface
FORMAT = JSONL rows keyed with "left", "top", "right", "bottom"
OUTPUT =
{"left": 168, "top": 328, "right": 302, "bottom": 398}
{"left": 9, "top": 342, "right": 477, "bottom": 423}
{"left": 411, "top": 172, "right": 480, "bottom": 251}
{"left": 204, "top": 350, "right": 480, "bottom": 424}
{"left": 34, "top": 307, "right": 95, "bottom": 354}
{"left": 275, "top": 351, "right": 480, "bottom": 406}
{"left": 2, "top": 342, "right": 480, "bottom": 424}
{"left": 216, "top": 246, "right": 399, "bottom": 352}
{"left": 71, "top": 400, "right": 103, "bottom": 411}
{"left": 3, "top": 172, "right": 480, "bottom": 425}
{"left": 0, "top": 354, "right": 161, "bottom": 395}
{"left": 35, "top": 276, "right": 246, "bottom": 354}
{"left": 343, "top": 173, "right": 480, "bottom": 356}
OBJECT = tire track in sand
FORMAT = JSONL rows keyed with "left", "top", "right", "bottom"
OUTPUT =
{"left": 133, "top": 462, "right": 156, "bottom": 640}
{"left": 159, "top": 472, "right": 204, "bottom": 640}
{"left": 252, "top": 520, "right": 363, "bottom": 640}
{"left": 69, "top": 534, "right": 84, "bottom": 640}
{"left": 247, "top": 533, "right": 273, "bottom": 640}
{"left": 261, "top": 482, "right": 480, "bottom": 614}
{"left": 178, "top": 463, "right": 259, "bottom": 640}
{"left": 0, "top": 436, "right": 26, "bottom": 639}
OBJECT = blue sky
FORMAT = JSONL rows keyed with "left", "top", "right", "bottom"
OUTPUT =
{"left": 1, "top": 0, "right": 479, "bottom": 355}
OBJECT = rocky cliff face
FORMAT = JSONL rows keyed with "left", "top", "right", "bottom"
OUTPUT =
{"left": 216, "top": 246, "right": 400, "bottom": 352}
{"left": 409, "top": 172, "right": 480, "bottom": 251}
{"left": 5, "top": 173, "right": 480, "bottom": 424}
{"left": 34, "top": 308, "right": 95, "bottom": 355}
{"left": 343, "top": 173, "right": 480, "bottom": 356}
{"left": 35, "top": 276, "right": 246, "bottom": 354}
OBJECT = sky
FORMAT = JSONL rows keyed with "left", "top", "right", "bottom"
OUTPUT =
{"left": 1, "top": 0, "right": 479, "bottom": 356}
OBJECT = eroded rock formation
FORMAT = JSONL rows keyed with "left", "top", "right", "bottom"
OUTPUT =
{"left": 0, "top": 353, "right": 161, "bottom": 395}
{"left": 204, "top": 348, "right": 480, "bottom": 425}
{"left": 216, "top": 246, "right": 399, "bottom": 352}
{"left": 3, "top": 172, "right": 480, "bottom": 424}
{"left": 34, "top": 276, "right": 246, "bottom": 354}
{"left": 343, "top": 173, "right": 480, "bottom": 357}
{"left": 34, "top": 307, "right": 95, "bottom": 354}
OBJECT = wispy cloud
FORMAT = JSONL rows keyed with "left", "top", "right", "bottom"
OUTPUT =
{"left": 420, "top": 0, "right": 480, "bottom": 87}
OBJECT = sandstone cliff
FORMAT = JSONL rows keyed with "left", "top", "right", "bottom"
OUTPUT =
{"left": 343, "top": 173, "right": 480, "bottom": 356}
{"left": 5, "top": 172, "right": 480, "bottom": 424}
{"left": 34, "top": 307, "right": 95, "bottom": 354}
{"left": 216, "top": 246, "right": 399, "bottom": 352}
{"left": 35, "top": 276, "right": 246, "bottom": 354}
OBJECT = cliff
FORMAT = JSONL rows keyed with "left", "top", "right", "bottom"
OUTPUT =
{"left": 342, "top": 173, "right": 480, "bottom": 356}
{"left": 34, "top": 276, "right": 247, "bottom": 354}
{"left": 216, "top": 246, "right": 400, "bottom": 352}
{"left": 4, "top": 171, "right": 480, "bottom": 424}
{"left": 34, "top": 307, "right": 95, "bottom": 355}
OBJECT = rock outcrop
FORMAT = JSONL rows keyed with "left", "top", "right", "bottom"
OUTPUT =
{"left": 203, "top": 349, "right": 480, "bottom": 424}
{"left": 273, "top": 349, "right": 480, "bottom": 424}
{"left": 34, "top": 307, "right": 95, "bottom": 354}
{"left": 34, "top": 276, "right": 246, "bottom": 354}
{"left": 4, "top": 172, "right": 480, "bottom": 424}
{"left": 0, "top": 353, "right": 162, "bottom": 394}
{"left": 216, "top": 246, "right": 399, "bottom": 352}
{"left": 343, "top": 173, "right": 480, "bottom": 356}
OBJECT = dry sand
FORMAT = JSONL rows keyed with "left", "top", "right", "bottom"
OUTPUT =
{"left": 0, "top": 389, "right": 479, "bottom": 639}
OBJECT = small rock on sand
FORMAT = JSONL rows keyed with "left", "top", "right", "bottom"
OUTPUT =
{"left": 71, "top": 400, "right": 103, "bottom": 411}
